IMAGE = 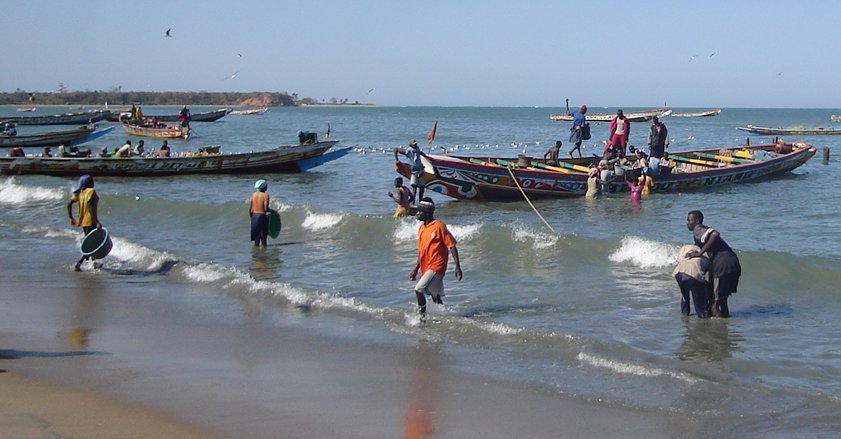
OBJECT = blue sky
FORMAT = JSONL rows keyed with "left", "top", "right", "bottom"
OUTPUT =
{"left": 3, "top": 0, "right": 839, "bottom": 108}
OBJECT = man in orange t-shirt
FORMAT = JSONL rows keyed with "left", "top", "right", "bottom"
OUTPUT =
{"left": 409, "top": 198, "right": 462, "bottom": 320}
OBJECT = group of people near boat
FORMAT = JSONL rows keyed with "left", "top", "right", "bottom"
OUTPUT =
{"left": 561, "top": 102, "right": 673, "bottom": 201}
{"left": 106, "top": 139, "right": 171, "bottom": 158}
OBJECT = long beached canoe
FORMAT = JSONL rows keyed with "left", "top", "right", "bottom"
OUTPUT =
{"left": 105, "top": 108, "right": 231, "bottom": 122}
{"left": 550, "top": 108, "right": 669, "bottom": 123}
{"left": 121, "top": 120, "right": 189, "bottom": 139}
{"left": 0, "top": 109, "right": 111, "bottom": 126}
{"left": 0, "top": 125, "right": 114, "bottom": 148}
{"left": 0, "top": 140, "right": 347, "bottom": 176}
{"left": 395, "top": 142, "right": 816, "bottom": 201}
{"left": 737, "top": 125, "right": 841, "bottom": 135}
{"left": 670, "top": 109, "right": 722, "bottom": 118}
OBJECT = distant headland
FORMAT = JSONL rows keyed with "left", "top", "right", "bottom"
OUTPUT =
{"left": 0, "top": 90, "right": 373, "bottom": 107}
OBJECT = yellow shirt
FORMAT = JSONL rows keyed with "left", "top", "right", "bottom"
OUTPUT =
{"left": 70, "top": 188, "right": 99, "bottom": 227}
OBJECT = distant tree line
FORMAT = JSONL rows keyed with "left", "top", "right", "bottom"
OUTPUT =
{"left": 0, "top": 89, "right": 307, "bottom": 106}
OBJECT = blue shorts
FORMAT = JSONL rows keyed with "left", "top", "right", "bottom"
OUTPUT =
{"left": 250, "top": 213, "right": 268, "bottom": 242}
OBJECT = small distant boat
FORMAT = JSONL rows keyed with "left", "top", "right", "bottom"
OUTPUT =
{"left": 121, "top": 120, "right": 189, "bottom": 139}
{"left": 0, "top": 140, "right": 347, "bottom": 177}
{"left": 230, "top": 107, "right": 268, "bottom": 115}
{"left": 830, "top": 115, "right": 841, "bottom": 123}
{"left": 0, "top": 109, "right": 111, "bottom": 126}
{"left": 670, "top": 109, "right": 722, "bottom": 118}
{"left": 550, "top": 108, "right": 669, "bottom": 123}
{"left": 0, "top": 125, "right": 113, "bottom": 148}
{"left": 737, "top": 124, "right": 841, "bottom": 135}
{"left": 105, "top": 108, "right": 231, "bottom": 122}
{"left": 395, "top": 142, "right": 816, "bottom": 201}
{"left": 16, "top": 107, "right": 37, "bottom": 112}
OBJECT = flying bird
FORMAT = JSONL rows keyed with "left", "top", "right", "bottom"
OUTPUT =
{"left": 165, "top": 28, "right": 172, "bottom": 37}
{"left": 709, "top": 52, "right": 717, "bottom": 58}
{"left": 237, "top": 53, "right": 243, "bottom": 57}
{"left": 223, "top": 71, "right": 238, "bottom": 80}
{"left": 689, "top": 54, "right": 699, "bottom": 61}
{"left": 777, "top": 71, "right": 783, "bottom": 76}
{"left": 367, "top": 88, "right": 375, "bottom": 94}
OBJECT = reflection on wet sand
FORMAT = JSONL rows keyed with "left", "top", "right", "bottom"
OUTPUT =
{"left": 67, "top": 275, "right": 106, "bottom": 350}
{"left": 402, "top": 340, "right": 442, "bottom": 439}
{"left": 249, "top": 246, "right": 283, "bottom": 282}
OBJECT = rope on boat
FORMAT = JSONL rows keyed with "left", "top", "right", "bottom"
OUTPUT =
{"left": 506, "top": 165, "right": 558, "bottom": 235}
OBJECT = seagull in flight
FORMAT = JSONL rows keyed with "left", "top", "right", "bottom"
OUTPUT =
{"left": 367, "top": 88, "right": 375, "bottom": 94}
{"left": 165, "top": 28, "right": 172, "bottom": 37}
{"left": 223, "top": 71, "right": 238, "bottom": 80}
{"left": 777, "top": 71, "right": 783, "bottom": 77}
{"left": 237, "top": 53, "right": 243, "bottom": 57}
{"left": 689, "top": 54, "right": 699, "bottom": 61}
{"left": 709, "top": 52, "right": 717, "bottom": 58}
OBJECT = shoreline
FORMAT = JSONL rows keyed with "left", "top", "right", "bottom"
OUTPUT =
{"left": 0, "top": 229, "right": 703, "bottom": 439}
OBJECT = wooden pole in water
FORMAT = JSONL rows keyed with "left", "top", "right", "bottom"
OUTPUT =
{"left": 822, "top": 146, "right": 830, "bottom": 164}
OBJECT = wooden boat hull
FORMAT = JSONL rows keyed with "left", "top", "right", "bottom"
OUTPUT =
{"left": 121, "top": 121, "right": 188, "bottom": 139}
{"left": 395, "top": 143, "right": 817, "bottom": 201}
{"left": 0, "top": 125, "right": 100, "bottom": 148}
{"left": 737, "top": 125, "right": 841, "bottom": 135}
{"left": 550, "top": 108, "right": 669, "bottom": 123}
{"left": 106, "top": 108, "right": 231, "bottom": 122}
{"left": 230, "top": 107, "right": 268, "bottom": 115}
{"left": 0, "top": 141, "right": 345, "bottom": 176}
{"left": 670, "top": 109, "right": 722, "bottom": 118}
{"left": 0, "top": 109, "right": 111, "bottom": 126}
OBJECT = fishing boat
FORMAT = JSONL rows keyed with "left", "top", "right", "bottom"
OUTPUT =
{"left": 230, "top": 107, "right": 268, "bottom": 115}
{"left": 737, "top": 125, "right": 841, "bottom": 135}
{"left": 549, "top": 108, "right": 669, "bottom": 123}
{"left": 105, "top": 108, "right": 231, "bottom": 122}
{"left": 829, "top": 115, "right": 841, "bottom": 123}
{"left": 121, "top": 120, "right": 189, "bottom": 139}
{"left": 0, "top": 125, "right": 114, "bottom": 148}
{"left": 0, "top": 140, "right": 347, "bottom": 176}
{"left": 394, "top": 142, "right": 816, "bottom": 201}
{"left": 670, "top": 109, "right": 722, "bottom": 118}
{"left": 0, "top": 109, "right": 111, "bottom": 126}
{"left": 16, "top": 107, "right": 37, "bottom": 112}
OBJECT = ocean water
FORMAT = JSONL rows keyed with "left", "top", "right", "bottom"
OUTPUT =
{"left": 2, "top": 106, "right": 841, "bottom": 437}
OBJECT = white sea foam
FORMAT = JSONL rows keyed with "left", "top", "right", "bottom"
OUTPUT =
{"left": 392, "top": 220, "right": 481, "bottom": 244}
{"left": 468, "top": 319, "right": 524, "bottom": 336}
{"left": 447, "top": 223, "right": 481, "bottom": 242}
{"left": 182, "top": 263, "right": 233, "bottom": 283}
{"left": 393, "top": 218, "right": 420, "bottom": 242}
{"left": 0, "top": 178, "right": 64, "bottom": 205}
{"left": 512, "top": 227, "right": 559, "bottom": 249}
{"left": 608, "top": 236, "right": 676, "bottom": 268}
{"left": 301, "top": 211, "right": 344, "bottom": 231}
{"left": 577, "top": 352, "right": 697, "bottom": 384}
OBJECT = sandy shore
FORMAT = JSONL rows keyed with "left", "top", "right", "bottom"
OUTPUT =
{"left": 0, "top": 232, "right": 702, "bottom": 438}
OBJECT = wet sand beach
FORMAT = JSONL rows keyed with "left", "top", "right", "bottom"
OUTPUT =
{"left": 0, "top": 230, "right": 702, "bottom": 439}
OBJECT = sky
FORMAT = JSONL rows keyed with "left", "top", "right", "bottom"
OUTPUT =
{"left": 3, "top": 0, "right": 840, "bottom": 108}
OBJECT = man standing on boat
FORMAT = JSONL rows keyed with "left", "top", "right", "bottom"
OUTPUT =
{"left": 410, "top": 198, "right": 462, "bottom": 321}
{"left": 686, "top": 210, "right": 741, "bottom": 318}
{"left": 178, "top": 105, "right": 192, "bottom": 128}
{"left": 394, "top": 139, "right": 428, "bottom": 203}
{"left": 565, "top": 99, "right": 587, "bottom": 158}
{"left": 607, "top": 109, "right": 630, "bottom": 156}
{"left": 647, "top": 116, "right": 669, "bottom": 159}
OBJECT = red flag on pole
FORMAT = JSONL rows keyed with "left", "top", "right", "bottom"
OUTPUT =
{"left": 427, "top": 120, "right": 437, "bottom": 145}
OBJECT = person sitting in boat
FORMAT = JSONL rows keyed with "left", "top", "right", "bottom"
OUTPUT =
{"left": 297, "top": 130, "right": 318, "bottom": 144}
{"left": 544, "top": 141, "right": 561, "bottom": 166}
{"left": 98, "top": 147, "right": 109, "bottom": 158}
{"left": 134, "top": 140, "right": 145, "bottom": 156}
{"left": 2, "top": 123, "right": 17, "bottom": 136}
{"left": 42, "top": 147, "right": 53, "bottom": 158}
{"left": 660, "top": 152, "right": 676, "bottom": 171}
{"left": 158, "top": 140, "right": 171, "bottom": 158}
{"left": 115, "top": 140, "right": 132, "bottom": 158}
{"left": 8, "top": 147, "right": 25, "bottom": 157}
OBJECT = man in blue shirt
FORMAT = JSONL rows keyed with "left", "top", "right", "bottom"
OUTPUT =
{"left": 565, "top": 99, "right": 587, "bottom": 158}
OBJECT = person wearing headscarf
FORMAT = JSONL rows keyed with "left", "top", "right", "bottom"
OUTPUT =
{"left": 249, "top": 179, "right": 270, "bottom": 247}
{"left": 409, "top": 198, "right": 462, "bottom": 321}
{"left": 67, "top": 175, "right": 101, "bottom": 271}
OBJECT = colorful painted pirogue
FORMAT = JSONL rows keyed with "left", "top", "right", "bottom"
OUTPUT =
{"left": 0, "top": 141, "right": 346, "bottom": 176}
{"left": 120, "top": 120, "right": 189, "bottom": 139}
{"left": 395, "top": 142, "right": 816, "bottom": 201}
